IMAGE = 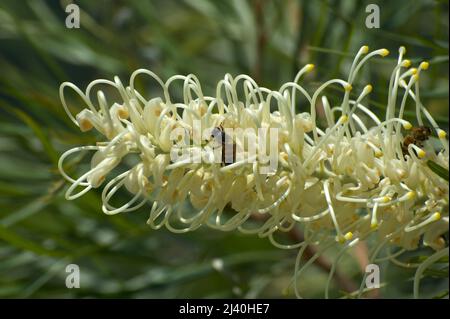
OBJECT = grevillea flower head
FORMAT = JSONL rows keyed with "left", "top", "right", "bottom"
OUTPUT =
{"left": 58, "top": 45, "right": 449, "bottom": 298}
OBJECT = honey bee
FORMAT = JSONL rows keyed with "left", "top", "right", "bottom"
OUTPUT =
{"left": 210, "top": 125, "right": 236, "bottom": 166}
{"left": 401, "top": 126, "right": 432, "bottom": 157}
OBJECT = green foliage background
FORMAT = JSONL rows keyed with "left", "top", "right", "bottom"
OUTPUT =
{"left": 0, "top": 0, "right": 448, "bottom": 298}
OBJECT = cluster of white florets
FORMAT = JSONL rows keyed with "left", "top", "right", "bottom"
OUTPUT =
{"left": 59, "top": 46, "right": 448, "bottom": 297}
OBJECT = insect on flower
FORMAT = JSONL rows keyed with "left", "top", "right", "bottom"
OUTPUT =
{"left": 210, "top": 124, "right": 236, "bottom": 166}
{"left": 402, "top": 126, "right": 432, "bottom": 158}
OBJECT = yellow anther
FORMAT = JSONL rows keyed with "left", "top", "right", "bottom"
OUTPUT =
{"left": 382, "top": 196, "right": 391, "bottom": 203}
{"left": 411, "top": 68, "right": 417, "bottom": 75}
{"left": 305, "top": 64, "right": 315, "bottom": 72}
{"left": 399, "top": 46, "right": 406, "bottom": 54}
{"left": 361, "top": 45, "right": 369, "bottom": 54}
{"left": 432, "top": 212, "right": 441, "bottom": 221}
{"left": 380, "top": 49, "right": 390, "bottom": 57}
{"left": 420, "top": 61, "right": 429, "bottom": 70}
{"left": 340, "top": 115, "right": 349, "bottom": 123}
{"left": 413, "top": 74, "right": 419, "bottom": 81}
{"left": 417, "top": 149, "right": 426, "bottom": 158}
{"left": 344, "top": 84, "right": 353, "bottom": 92}
{"left": 403, "top": 121, "right": 412, "bottom": 130}
{"left": 406, "top": 191, "right": 416, "bottom": 200}
{"left": 371, "top": 222, "right": 378, "bottom": 230}
{"left": 365, "top": 84, "right": 373, "bottom": 93}
{"left": 375, "top": 150, "right": 383, "bottom": 158}
{"left": 438, "top": 129, "right": 447, "bottom": 139}
{"left": 402, "top": 59, "right": 411, "bottom": 68}
{"left": 344, "top": 232, "right": 353, "bottom": 241}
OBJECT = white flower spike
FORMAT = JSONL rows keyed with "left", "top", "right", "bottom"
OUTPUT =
{"left": 58, "top": 45, "right": 448, "bottom": 298}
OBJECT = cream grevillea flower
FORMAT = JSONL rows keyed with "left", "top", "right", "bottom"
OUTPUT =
{"left": 58, "top": 46, "right": 448, "bottom": 298}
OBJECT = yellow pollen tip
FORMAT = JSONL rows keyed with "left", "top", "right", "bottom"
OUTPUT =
{"left": 371, "top": 222, "right": 378, "bottom": 230}
{"left": 417, "top": 149, "right": 426, "bottom": 158}
{"left": 413, "top": 74, "right": 419, "bottom": 81}
{"left": 402, "top": 59, "right": 411, "bottom": 68}
{"left": 432, "top": 212, "right": 441, "bottom": 221}
{"left": 420, "top": 61, "right": 429, "bottom": 70}
{"left": 375, "top": 150, "right": 383, "bottom": 158}
{"left": 411, "top": 68, "right": 417, "bottom": 75}
{"left": 344, "top": 84, "right": 352, "bottom": 92}
{"left": 361, "top": 46, "right": 369, "bottom": 54}
{"left": 403, "top": 122, "right": 412, "bottom": 130}
{"left": 382, "top": 196, "right": 391, "bottom": 203}
{"left": 306, "top": 64, "right": 315, "bottom": 72}
{"left": 340, "top": 115, "right": 348, "bottom": 123}
{"left": 365, "top": 84, "right": 373, "bottom": 93}
{"left": 438, "top": 129, "right": 447, "bottom": 139}
{"left": 399, "top": 46, "right": 406, "bottom": 54}
{"left": 407, "top": 191, "right": 416, "bottom": 200}
{"left": 380, "top": 49, "right": 390, "bottom": 57}
{"left": 344, "top": 232, "right": 353, "bottom": 241}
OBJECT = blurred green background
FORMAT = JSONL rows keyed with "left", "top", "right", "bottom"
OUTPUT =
{"left": 0, "top": 0, "right": 448, "bottom": 298}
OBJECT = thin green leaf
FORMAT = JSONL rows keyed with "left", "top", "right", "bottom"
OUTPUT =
{"left": 427, "top": 160, "right": 449, "bottom": 182}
